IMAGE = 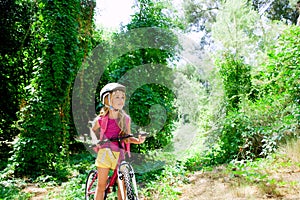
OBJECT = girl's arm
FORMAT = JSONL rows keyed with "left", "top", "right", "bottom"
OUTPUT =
{"left": 128, "top": 135, "right": 146, "bottom": 144}
{"left": 92, "top": 118, "right": 100, "bottom": 139}
{"left": 92, "top": 119, "right": 100, "bottom": 132}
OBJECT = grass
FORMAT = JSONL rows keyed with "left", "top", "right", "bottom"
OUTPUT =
{"left": 138, "top": 162, "right": 189, "bottom": 200}
{"left": 0, "top": 178, "right": 33, "bottom": 200}
{"left": 281, "top": 138, "right": 300, "bottom": 163}
{"left": 224, "top": 138, "right": 300, "bottom": 199}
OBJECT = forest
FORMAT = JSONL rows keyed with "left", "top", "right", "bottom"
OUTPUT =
{"left": 1, "top": 0, "right": 300, "bottom": 199}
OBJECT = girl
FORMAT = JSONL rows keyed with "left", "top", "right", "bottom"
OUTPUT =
{"left": 92, "top": 82, "right": 146, "bottom": 200}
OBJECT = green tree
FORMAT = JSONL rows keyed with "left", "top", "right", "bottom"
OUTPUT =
{"left": 205, "top": 0, "right": 261, "bottom": 163}
{"left": 262, "top": 26, "right": 300, "bottom": 103}
{"left": 183, "top": 0, "right": 219, "bottom": 31}
{"left": 0, "top": 0, "right": 38, "bottom": 170}
{"left": 204, "top": 0, "right": 299, "bottom": 163}
{"left": 211, "top": 0, "right": 260, "bottom": 110}
{"left": 182, "top": 0, "right": 299, "bottom": 49}
{"left": 250, "top": 0, "right": 299, "bottom": 25}
{"left": 9, "top": 0, "right": 95, "bottom": 177}
{"left": 97, "top": 0, "right": 180, "bottom": 153}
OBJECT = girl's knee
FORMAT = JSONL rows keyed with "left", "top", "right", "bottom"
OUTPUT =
{"left": 97, "top": 183, "right": 106, "bottom": 191}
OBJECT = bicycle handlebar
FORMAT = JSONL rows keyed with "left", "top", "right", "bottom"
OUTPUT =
{"left": 97, "top": 134, "right": 133, "bottom": 145}
{"left": 97, "top": 132, "right": 149, "bottom": 146}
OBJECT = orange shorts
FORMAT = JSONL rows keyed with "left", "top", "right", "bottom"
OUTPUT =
{"left": 95, "top": 148, "right": 120, "bottom": 169}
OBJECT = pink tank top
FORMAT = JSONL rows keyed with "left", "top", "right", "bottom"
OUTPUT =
{"left": 99, "top": 118, "right": 123, "bottom": 152}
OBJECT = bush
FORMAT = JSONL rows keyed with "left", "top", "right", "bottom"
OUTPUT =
{"left": 203, "top": 26, "right": 300, "bottom": 165}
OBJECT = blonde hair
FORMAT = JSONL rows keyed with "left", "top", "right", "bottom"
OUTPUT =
{"left": 99, "top": 91, "right": 128, "bottom": 135}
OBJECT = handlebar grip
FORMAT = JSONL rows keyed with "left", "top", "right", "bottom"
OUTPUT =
{"left": 97, "top": 139, "right": 109, "bottom": 145}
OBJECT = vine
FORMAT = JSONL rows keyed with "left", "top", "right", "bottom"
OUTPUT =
{"left": 9, "top": 0, "right": 95, "bottom": 177}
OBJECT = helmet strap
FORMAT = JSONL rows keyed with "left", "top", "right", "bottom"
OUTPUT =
{"left": 102, "top": 92, "right": 121, "bottom": 112}
{"left": 109, "top": 105, "right": 119, "bottom": 112}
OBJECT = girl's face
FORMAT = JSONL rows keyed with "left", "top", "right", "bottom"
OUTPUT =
{"left": 111, "top": 90, "right": 125, "bottom": 110}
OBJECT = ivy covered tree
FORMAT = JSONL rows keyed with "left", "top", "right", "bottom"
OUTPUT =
{"left": 9, "top": 0, "right": 95, "bottom": 177}
{"left": 0, "top": 0, "right": 38, "bottom": 170}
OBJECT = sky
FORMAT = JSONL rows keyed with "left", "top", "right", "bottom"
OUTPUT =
{"left": 94, "top": 0, "right": 136, "bottom": 28}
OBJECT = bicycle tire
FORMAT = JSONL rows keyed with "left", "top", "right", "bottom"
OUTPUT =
{"left": 85, "top": 170, "right": 98, "bottom": 200}
{"left": 119, "top": 162, "right": 138, "bottom": 200}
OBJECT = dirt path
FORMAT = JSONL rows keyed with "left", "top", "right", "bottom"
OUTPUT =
{"left": 179, "top": 166, "right": 300, "bottom": 200}
{"left": 22, "top": 184, "right": 49, "bottom": 200}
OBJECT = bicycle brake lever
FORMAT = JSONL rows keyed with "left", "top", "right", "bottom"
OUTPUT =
{"left": 138, "top": 132, "right": 149, "bottom": 137}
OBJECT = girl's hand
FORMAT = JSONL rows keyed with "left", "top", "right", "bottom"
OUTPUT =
{"left": 138, "top": 134, "right": 146, "bottom": 144}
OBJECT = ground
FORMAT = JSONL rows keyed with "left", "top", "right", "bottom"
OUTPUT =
{"left": 24, "top": 164, "right": 300, "bottom": 200}
{"left": 22, "top": 138, "right": 300, "bottom": 200}
{"left": 22, "top": 185, "right": 48, "bottom": 200}
{"left": 179, "top": 163, "right": 300, "bottom": 200}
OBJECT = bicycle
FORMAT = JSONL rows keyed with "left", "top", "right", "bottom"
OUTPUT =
{"left": 85, "top": 133, "right": 147, "bottom": 200}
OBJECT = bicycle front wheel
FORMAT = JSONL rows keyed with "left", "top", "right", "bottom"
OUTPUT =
{"left": 85, "top": 170, "right": 98, "bottom": 200}
{"left": 119, "top": 162, "right": 138, "bottom": 200}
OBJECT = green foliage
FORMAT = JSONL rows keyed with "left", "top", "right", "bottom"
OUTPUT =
{"left": 261, "top": 26, "right": 300, "bottom": 103}
{"left": 0, "top": 0, "right": 38, "bottom": 170}
{"left": 1, "top": 151, "right": 94, "bottom": 200}
{"left": 129, "top": 84, "right": 176, "bottom": 151}
{"left": 0, "top": 179, "right": 32, "bottom": 200}
{"left": 8, "top": 0, "right": 95, "bottom": 177}
{"left": 250, "top": 0, "right": 299, "bottom": 25}
{"left": 139, "top": 161, "right": 187, "bottom": 199}
{"left": 86, "top": 0, "right": 180, "bottom": 153}
{"left": 197, "top": 53, "right": 253, "bottom": 163}
{"left": 198, "top": 1, "right": 299, "bottom": 167}
{"left": 173, "top": 61, "right": 212, "bottom": 125}
{"left": 184, "top": 0, "right": 298, "bottom": 31}
{"left": 183, "top": 0, "right": 219, "bottom": 31}
{"left": 126, "top": 0, "right": 176, "bottom": 30}
{"left": 212, "top": 0, "right": 260, "bottom": 53}
{"left": 124, "top": 0, "right": 179, "bottom": 152}
{"left": 211, "top": 0, "right": 284, "bottom": 65}
{"left": 202, "top": 91, "right": 299, "bottom": 165}
{"left": 218, "top": 111, "right": 251, "bottom": 162}
{"left": 217, "top": 54, "right": 253, "bottom": 111}
{"left": 46, "top": 174, "right": 86, "bottom": 200}
{"left": 204, "top": 26, "right": 300, "bottom": 165}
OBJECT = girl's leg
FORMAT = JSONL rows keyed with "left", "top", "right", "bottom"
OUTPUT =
{"left": 95, "top": 167, "right": 110, "bottom": 200}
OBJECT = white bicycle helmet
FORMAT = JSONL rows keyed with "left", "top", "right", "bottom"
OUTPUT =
{"left": 100, "top": 83, "right": 126, "bottom": 107}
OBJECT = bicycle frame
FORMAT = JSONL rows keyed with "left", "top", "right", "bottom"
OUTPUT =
{"left": 85, "top": 134, "right": 146, "bottom": 200}
{"left": 85, "top": 159, "right": 138, "bottom": 200}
